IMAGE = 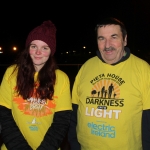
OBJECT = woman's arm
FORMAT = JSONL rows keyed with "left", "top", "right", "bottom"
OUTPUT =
{"left": 0, "top": 105, "right": 32, "bottom": 150}
{"left": 37, "top": 110, "right": 71, "bottom": 150}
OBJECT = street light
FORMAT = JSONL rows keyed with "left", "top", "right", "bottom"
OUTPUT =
{"left": 0, "top": 47, "right": 3, "bottom": 53}
{"left": 12, "top": 46, "right": 17, "bottom": 51}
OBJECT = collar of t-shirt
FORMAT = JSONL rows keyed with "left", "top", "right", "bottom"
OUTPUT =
{"left": 96, "top": 47, "right": 130, "bottom": 65}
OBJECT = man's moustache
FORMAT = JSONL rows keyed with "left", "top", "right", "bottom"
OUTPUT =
{"left": 104, "top": 47, "right": 115, "bottom": 51}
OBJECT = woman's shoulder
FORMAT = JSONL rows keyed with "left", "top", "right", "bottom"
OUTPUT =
{"left": 55, "top": 69, "right": 70, "bottom": 85}
{"left": 5, "top": 64, "right": 17, "bottom": 74}
{"left": 1, "top": 64, "right": 17, "bottom": 81}
{"left": 55, "top": 69, "right": 69, "bottom": 78}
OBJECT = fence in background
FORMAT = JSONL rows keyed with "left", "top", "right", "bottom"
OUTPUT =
{"left": 0, "top": 64, "right": 82, "bottom": 89}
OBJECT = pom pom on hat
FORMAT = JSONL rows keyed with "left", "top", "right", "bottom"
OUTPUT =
{"left": 25, "top": 20, "right": 56, "bottom": 56}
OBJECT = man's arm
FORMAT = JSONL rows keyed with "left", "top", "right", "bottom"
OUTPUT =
{"left": 68, "top": 104, "right": 81, "bottom": 150}
{"left": 0, "top": 105, "right": 32, "bottom": 150}
{"left": 142, "top": 109, "right": 150, "bottom": 150}
{"left": 37, "top": 110, "right": 72, "bottom": 150}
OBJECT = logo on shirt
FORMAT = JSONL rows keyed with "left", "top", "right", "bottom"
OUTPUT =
{"left": 13, "top": 86, "right": 57, "bottom": 117}
{"left": 87, "top": 73, "right": 125, "bottom": 109}
{"left": 85, "top": 73, "right": 125, "bottom": 119}
{"left": 87, "top": 121, "right": 116, "bottom": 138}
{"left": 27, "top": 118, "right": 41, "bottom": 131}
{"left": 84, "top": 73, "right": 125, "bottom": 139}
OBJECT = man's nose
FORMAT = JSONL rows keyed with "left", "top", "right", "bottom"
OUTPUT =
{"left": 105, "top": 39, "right": 111, "bottom": 48}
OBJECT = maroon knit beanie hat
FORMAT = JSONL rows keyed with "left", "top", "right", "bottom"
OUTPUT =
{"left": 25, "top": 20, "right": 56, "bottom": 56}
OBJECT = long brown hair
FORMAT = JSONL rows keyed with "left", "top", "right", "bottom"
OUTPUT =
{"left": 12, "top": 46, "right": 57, "bottom": 100}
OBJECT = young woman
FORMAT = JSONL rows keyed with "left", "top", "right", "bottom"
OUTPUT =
{"left": 0, "top": 20, "right": 72, "bottom": 150}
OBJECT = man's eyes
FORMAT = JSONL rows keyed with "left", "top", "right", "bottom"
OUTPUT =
{"left": 98, "top": 37, "right": 104, "bottom": 40}
{"left": 112, "top": 35, "right": 117, "bottom": 39}
{"left": 98, "top": 35, "right": 118, "bottom": 40}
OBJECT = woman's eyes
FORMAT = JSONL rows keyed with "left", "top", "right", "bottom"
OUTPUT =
{"left": 30, "top": 45, "right": 36, "bottom": 49}
{"left": 43, "top": 47, "right": 49, "bottom": 50}
{"left": 30, "top": 45, "right": 49, "bottom": 50}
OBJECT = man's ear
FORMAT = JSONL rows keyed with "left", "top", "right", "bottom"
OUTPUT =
{"left": 124, "top": 35, "right": 127, "bottom": 46}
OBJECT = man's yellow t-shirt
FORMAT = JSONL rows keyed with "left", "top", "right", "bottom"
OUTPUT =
{"left": 72, "top": 54, "right": 150, "bottom": 150}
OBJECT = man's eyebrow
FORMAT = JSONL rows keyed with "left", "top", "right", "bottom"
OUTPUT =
{"left": 111, "top": 34, "right": 118, "bottom": 36}
{"left": 97, "top": 35, "right": 104, "bottom": 39}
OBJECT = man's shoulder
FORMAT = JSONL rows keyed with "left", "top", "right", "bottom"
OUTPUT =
{"left": 130, "top": 54, "right": 149, "bottom": 65}
{"left": 83, "top": 56, "right": 98, "bottom": 66}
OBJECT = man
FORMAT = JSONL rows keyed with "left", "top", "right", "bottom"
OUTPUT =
{"left": 68, "top": 17, "right": 150, "bottom": 150}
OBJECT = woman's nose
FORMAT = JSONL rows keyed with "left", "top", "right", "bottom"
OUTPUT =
{"left": 36, "top": 49, "right": 42, "bottom": 54}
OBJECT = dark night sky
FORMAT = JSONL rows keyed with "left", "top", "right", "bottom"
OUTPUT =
{"left": 0, "top": 0, "right": 150, "bottom": 56}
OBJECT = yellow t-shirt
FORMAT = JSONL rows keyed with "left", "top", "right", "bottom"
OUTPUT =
{"left": 72, "top": 54, "right": 150, "bottom": 150}
{"left": 0, "top": 65, "right": 72, "bottom": 150}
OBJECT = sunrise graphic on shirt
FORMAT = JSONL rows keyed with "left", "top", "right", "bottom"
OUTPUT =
{"left": 13, "top": 84, "right": 56, "bottom": 117}
{"left": 91, "top": 80, "right": 120, "bottom": 99}
{"left": 13, "top": 96, "right": 56, "bottom": 117}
